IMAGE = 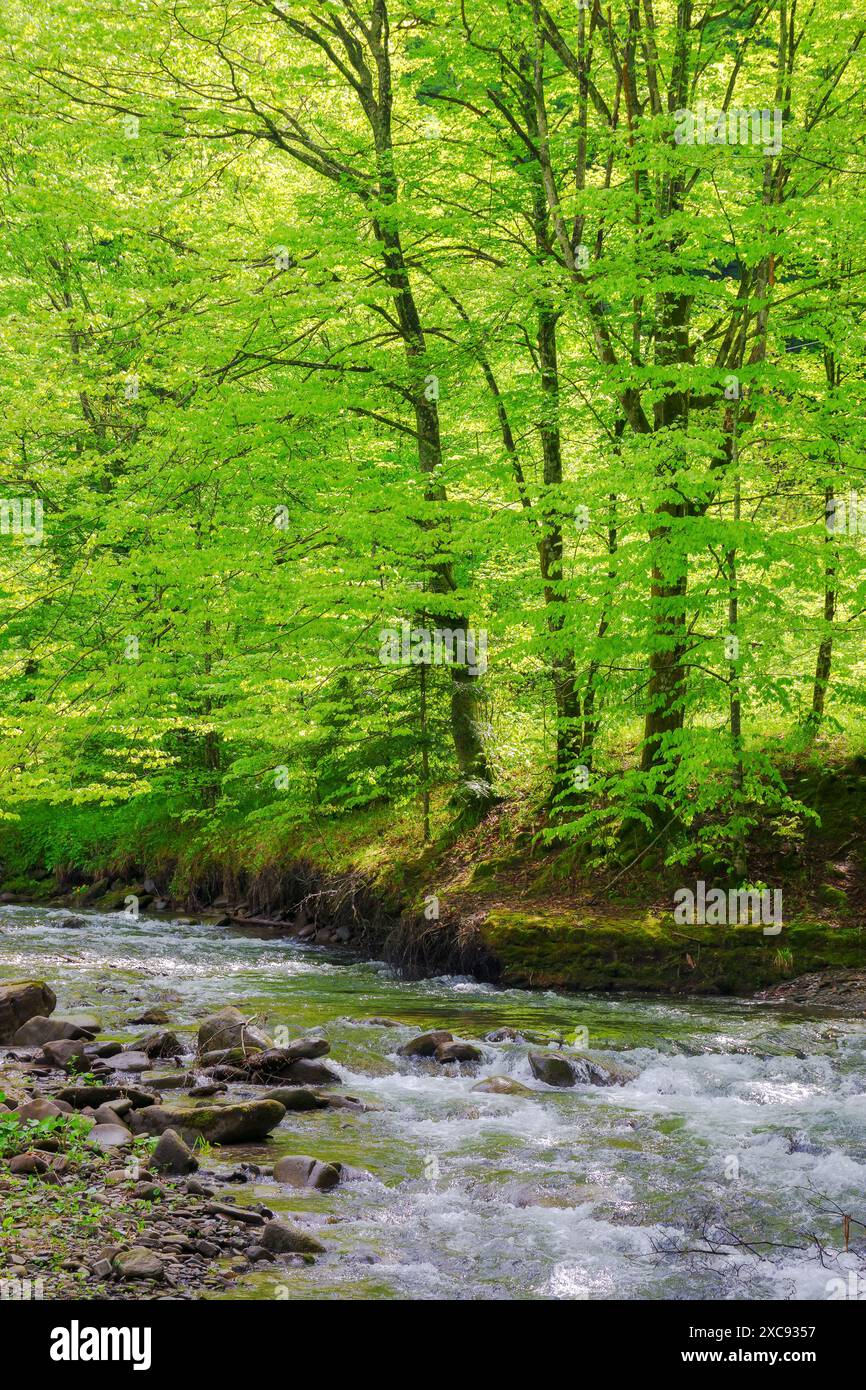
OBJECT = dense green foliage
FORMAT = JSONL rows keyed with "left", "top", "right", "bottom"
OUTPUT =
{"left": 1, "top": 1, "right": 865, "bottom": 871}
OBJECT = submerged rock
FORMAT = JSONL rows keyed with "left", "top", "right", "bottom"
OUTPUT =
{"left": 471, "top": 1075, "right": 533, "bottom": 1096}
{"left": 0, "top": 981, "right": 56, "bottom": 1042}
{"left": 142, "top": 1070, "right": 196, "bottom": 1089}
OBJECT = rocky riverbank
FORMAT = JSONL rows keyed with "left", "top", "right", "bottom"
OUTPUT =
{"left": 2, "top": 974, "right": 642, "bottom": 1300}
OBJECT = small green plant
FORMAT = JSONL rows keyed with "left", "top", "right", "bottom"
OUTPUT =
{"left": 0, "top": 1111, "right": 94, "bottom": 1160}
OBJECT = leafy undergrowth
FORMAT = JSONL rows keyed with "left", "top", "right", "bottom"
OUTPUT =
{"left": 1, "top": 760, "right": 865, "bottom": 996}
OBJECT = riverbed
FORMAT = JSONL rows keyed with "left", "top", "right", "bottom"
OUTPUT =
{"left": 1, "top": 903, "right": 864, "bottom": 1301}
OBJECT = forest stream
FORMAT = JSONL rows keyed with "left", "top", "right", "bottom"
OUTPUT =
{"left": 1, "top": 903, "right": 864, "bottom": 1302}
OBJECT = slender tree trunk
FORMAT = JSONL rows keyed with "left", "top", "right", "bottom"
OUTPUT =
{"left": 809, "top": 483, "right": 837, "bottom": 731}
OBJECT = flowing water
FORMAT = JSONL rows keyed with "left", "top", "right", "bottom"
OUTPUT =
{"left": 2, "top": 903, "right": 864, "bottom": 1301}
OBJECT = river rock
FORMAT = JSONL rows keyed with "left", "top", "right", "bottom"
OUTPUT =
{"left": 11, "top": 1015, "right": 95, "bottom": 1046}
{"left": 398, "top": 1030, "right": 453, "bottom": 1058}
{"left": 40, "top": 1038, "right": 89, "bottom": 1070}
{"left": 259, "top": 1219, "right": 324, "bottom": 1255}
{"left": 261, "top": 1087, "right": 329, "bottom": 1111}
{"left": 313, "top": 1091, "right": 378, "bottom": 1112}
{"left": 196, "top": 1007, "right": 272, "bottom": 1056}
{"left": 471, "top": 1075, "right": 533, "bottom": 1096}
{"left": 273, "top": 1155, "right": 343, "bottom": 1190}
{"left": 0, "top": 981, "right": 56, "bottom": 1041}
{"left": 150, "top": 1128, "right": 199, "bottom": 1174}
{"left": 15, "top": 1097, "right": 65, "bottom": 1121}
{"left": 103, "top": 1050, "right": 151, "bottom": 1074}
{"left": 113, "top": 1248, "right": 165, "bottom": 1280}
{"left": 142, "top": 1071, "right": 196, "bottom": 1089}
{"left": 57, "top": 1084, "right": 158, "bottom": 1110}
{"left": 129, "top": 1099, "right": 286, "bottom": 1145}
{"left": 93, "top": 1102, "right": 131, "bottom": 1125}
{"left": 85, "top": 1041, "right": 122, "bottom": 1060}
{"left": 199, "top": 1047, "right": 256, "bottom": 1067}
{"left": 129, "top": 1008, "right": 170, "bottom": 1025}
{"left": 527, "top": 1051, "right": 578, "bottom": 1087}
{"left": 63, "top": 1013, "right": 102, "bottom": 1033}
{"left": 435, "top": 1041, "right": 482, "bottom": 1063}
{"left": 138, "top": 1030, "right": 184, "bottom": 1060}
{"left": 239, "top": 1040, "right": 331, "bottom": 1080}
{"left": 279, "top": 1058, "right": 340, "bottom": 1086}
{"left": 86, "top": 1123, "right": 133, "bottom": 1151}
{"left": 57, "top": 916, "right": 87, "bottom": 929}
{"left": 9, "top": 1152, "right": 50, "bottom": 1176}
{"left": 528, "top": 1050, "right": 635, "bottom": 1087}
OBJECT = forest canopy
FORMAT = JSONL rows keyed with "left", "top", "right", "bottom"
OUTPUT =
{"left": 1, "top": 0, "right": 865, "bottom": 871}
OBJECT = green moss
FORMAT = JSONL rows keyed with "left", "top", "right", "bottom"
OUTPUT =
{"left": 480, "top": 909, "right": 866, "bottom": 995}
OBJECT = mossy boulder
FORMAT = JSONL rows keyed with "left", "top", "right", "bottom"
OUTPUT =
{"left": 129, "top": 1098, "right": 286, "bottom": 1145}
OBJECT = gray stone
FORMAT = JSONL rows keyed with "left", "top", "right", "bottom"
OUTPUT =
{"left": 130, "top": 1099, "right": 286, "bottom": 1146}
{"left": 261, "top": 1087, "right": 329, "bottom": 1111}
{"left": 113, "top": 1248, "right": 165, "bottom": 1280}
{"left": 11, "top": 1016, "right": 95, "bottom": 1046}
{"left": 278, "top": 1057, "right": 340, "bottom": 1086}
{"left": 138, "top": 1030, "right": 184, "bottom": 1060}
{"left": 398, "top": 1030, "right": 453, "bottom": 1058}
{"left": 196, "top": 1007, "right": 272, "bottom": 1056}
{"left": 107, "top": 1050, "right": 151, "bottom": 1073}
{"left": 57, "top": 1084, "right": 158, "bottom": 1110}
{"left": 150, "top": 1128, "right": 198, "bottom": 1175}
{"left": 0, "top": 981, "right": 56, "bottom": 1042}
{"left": 273, "top": 1154, "right": 343, "bottom": 1190}
{"left": 86, "top": 1124, "right": 133, "bottom": 1150}
{"left": 259, "top": 1219, "right": 324, "bottom": 1256}
{"left": 15, "top": 1097, "right": 65, "bottom": 1121}
{"left": 527, "top": 1051, "right": 577, "bottom": 1087}
{"left": 40, "top": 1038, "right": 89, "bottom": 1070}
